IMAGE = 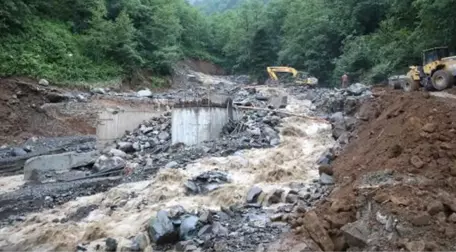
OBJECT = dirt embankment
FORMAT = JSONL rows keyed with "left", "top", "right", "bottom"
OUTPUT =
{"left": 293, "top": 88, "right": 456, "bottom": 251}
{"left": 0, "top": 78, "right": 96, "bottom": 145}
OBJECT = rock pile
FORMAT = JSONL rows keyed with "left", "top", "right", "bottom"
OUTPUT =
{"left": 95, "top": 109, "right": 285, "bottom": 182}
{"left": 288, "top": 83, "right": 372, "bottom": 115}
{"left": 185, "top": 170, "right": 231, "bottom": 195}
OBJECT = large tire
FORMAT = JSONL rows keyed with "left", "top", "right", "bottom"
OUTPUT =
{"left": 402, "top": 78, "right": 420, "bottom": 92}
{"left": 432, "top": 70, "right": 453, "bottom": 91}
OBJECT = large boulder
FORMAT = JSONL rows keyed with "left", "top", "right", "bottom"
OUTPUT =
{"left": 39, "top": 79, "right": 50, "bottom": 86}
{"left": 137, "top": 89, "right": 153, "bottom": 98}
{"left": 93, "top": 155, "right": 126, "bottom": 172}
{"left": 347, "top": 83, "right": 368, "bottom": 96}
{"left": 118, "top": 142, "right": 134, "bottom": 153}
{"left": 24, "top": 151, "right": 98, "bottom": 181}
{"left": 246, "top": 186, "right": 263, "bottom": 203}
{"left": 148, "top": 210, "right": 179, "bottom": 244}
{"left": 341, "top": 220, "right": 370, "bottom": 248}
{"left": 269, "top": 95, "right": 288, "bottom": 109}
{"left": 185, "top": 170, "right": 230, "bottom": 195}
{"left": 330, "top": 112, "right": 346, "bottom": 139}
{"left": 179, "top": 216, "right": 199, "bottom": 240}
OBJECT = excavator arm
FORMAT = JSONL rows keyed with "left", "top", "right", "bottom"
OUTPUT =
{"left": 267, "top": 66, "right": 298, "bottom": 80}
{"left": 266, "top": 66, "right": 318, "bottom": 85}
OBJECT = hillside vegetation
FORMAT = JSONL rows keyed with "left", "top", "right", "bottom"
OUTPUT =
{"left": 1, "top": 0, "right": 456, "bottom": 86}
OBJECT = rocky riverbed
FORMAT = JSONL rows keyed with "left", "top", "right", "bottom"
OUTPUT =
{"left": 0, "top": 68, "right": 372, "bottom": 251}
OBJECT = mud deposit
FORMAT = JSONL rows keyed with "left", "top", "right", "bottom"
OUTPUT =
{"left": 291, "top": 88, "right": 456, "bottom": 251}
{"left": 0, "top": 78, "right": 96, "bottom": 145}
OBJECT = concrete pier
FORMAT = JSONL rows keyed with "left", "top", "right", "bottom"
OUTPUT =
{"left": 171, "top": 95, "right": 238, "bottom": 146}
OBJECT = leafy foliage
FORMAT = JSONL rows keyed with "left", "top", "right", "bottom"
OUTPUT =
{"left": 203, "top": 0, "right": 456, "bottom": 85}
{"left": 1, "top": 0, "right": 456, "bottom": 86}
{"left": 0, "top": 0, "right": 213, "bottom": 84}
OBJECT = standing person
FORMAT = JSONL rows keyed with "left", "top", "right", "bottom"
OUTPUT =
{"left": 341, "top": 73, "right": 349, "bottom": 88}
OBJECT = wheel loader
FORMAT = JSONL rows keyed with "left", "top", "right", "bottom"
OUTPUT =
{"left": 402, "top": 47, "right": 456, "bottom": 92}
{"left": 266, "top": 66, "right": 318, "bottom": 86}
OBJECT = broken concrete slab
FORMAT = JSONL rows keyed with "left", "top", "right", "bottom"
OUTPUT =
{"left": 0, "top": 136, "right": 96, "bottom": 176}
{"left": 24, "top": 151, "right": 98, "bottom": 182}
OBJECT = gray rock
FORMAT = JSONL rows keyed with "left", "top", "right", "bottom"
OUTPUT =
{"left": 341, "top": 220, "right": 369, "bottom": 248}
{"left": 246, "top": 186, "right": 263, "bottom": 203}
{"left": 133, "top": 232, "right": 149, "bottom": 251}
{"left": 179, "top": 216, "right": 199, "bottom": 240}
{"left": 187, "top": 75, "right": 198, "bottom": 82}
{"left": 158, "top": 132, "right": 170, "bottom": 141}
{"left": 262, "top": 126, "right": 278, "bottom": 141}
{"left": 109, "top": 149, "right": 127, "bottom": 158}
{"left": 141, "top": 127, "right": 154, "bottom": 134}
{"left": 39, "top": 79, "right": 49, "bottom": 86}
{"left": 176, "top": 241, "right": 197, "bottom": 252}
{"left": 91, "top": 88, "right": 106, "bottom": 94}
{"left": 298, "top": 190, "right": 311, "bottom": 200}
{"left": 137, "top": 89, "right": 153, "bottom": 98}
{"left": 148, "top": 210, "right": 179, "bottom": 245}
{"left": 344, "top": 97, "right": 360, "bottom": 115}
{"left": 320, "top": 173, "right": 334, "bottom": 185}
{"left": 11, "top": 148, "right": 27, "bottom": 157}
{"left": 198, "top": 222, "right": 228, "bottom": 239}
{"left": 168, "top": 205, "right": 186, "bottom": 219}
{"left": 118, "top": 142, "right": 134, "bottom": 153}
{"left": 94, "top": 155, "right": 126, "bottom": 172}
{"left": 270, "top": 138, "right": 280, "bottom": 146}
{"left": 330, "top": 112, "right": 347, "bottom": 139}
{"left": 347, "top": 83, "right": 368, "bottom": 96}
{"left": 186, "top": 171, "right": 230, "bottom": 195}
{"left": 23, "top": 145, "right": 33, "bottom": 153}
{"left": 199, "top": 210, "right": 213, "bottom": 224}
{"left": 165, "top": 161, "right": 179, "bottom": 169}
{"left": 184, "top": 181, "right": 199, "bottom": 194}
{"left": 133, "top": 142, "right": 141, "bottom": 151}
{"left": 211, "top": 222, "right": 229, "bottom": 237}
{"left": 269, "top": 95, "right": 288, "bottom": 109}
{"left": 105, "top": 238, "right": 118, "bottom": 252}
{"left": 24, "top": 151, "right": 98, "bottom": 181}
{"left": 248, "top": 127, "right": 261, "bottom": 136}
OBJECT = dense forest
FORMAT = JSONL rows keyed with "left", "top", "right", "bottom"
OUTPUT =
{"left": 1, "top": 0, "right": 455, "bottom": 86}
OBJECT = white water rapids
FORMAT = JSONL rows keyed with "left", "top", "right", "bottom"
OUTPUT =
{"left": 0, "top": 87, "right": 334, "bottom": 251}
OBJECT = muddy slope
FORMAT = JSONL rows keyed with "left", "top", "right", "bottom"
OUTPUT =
{"left": 294, "top": 88, "right": 456, "bottom": 251}
{"left": 0, "top": 78, "right": 95, "bottom": 144}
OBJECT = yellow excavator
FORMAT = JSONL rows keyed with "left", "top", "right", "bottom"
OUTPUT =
{"left": 402, "top": 46, "right": 456, "bottom": 92}
{"left": 266, "top": 66, "right": 318, "bottom": 86}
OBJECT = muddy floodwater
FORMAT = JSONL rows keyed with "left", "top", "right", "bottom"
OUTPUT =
{"left": 0, "top": 105, "right": 334, "bottom": 251}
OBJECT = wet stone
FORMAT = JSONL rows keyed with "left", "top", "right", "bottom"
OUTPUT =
{"left": 105, "top": 238, "right": 118, "bottom": 252}
{"left": 148, "top": 210, "right": 179, "bottom": 244}
{"left": 320, "top": 173, "right": 334, "bottom": 185}
{"left": 247, "top": 186, "right": 263, "bottom": 203}
{"left": 179, "top": 215, "right": 199, "bottom": 240}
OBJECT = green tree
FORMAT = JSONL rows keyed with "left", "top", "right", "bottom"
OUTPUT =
{"left": 250, "top": 28, "right": 276, "bottom": 83}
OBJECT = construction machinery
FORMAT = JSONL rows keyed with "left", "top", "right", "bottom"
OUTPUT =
{"left": 266, "top": 66, "right": 318, "bottom": 86}
{"left": 402, "top": 47, "right": 456, "bottom": 92}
